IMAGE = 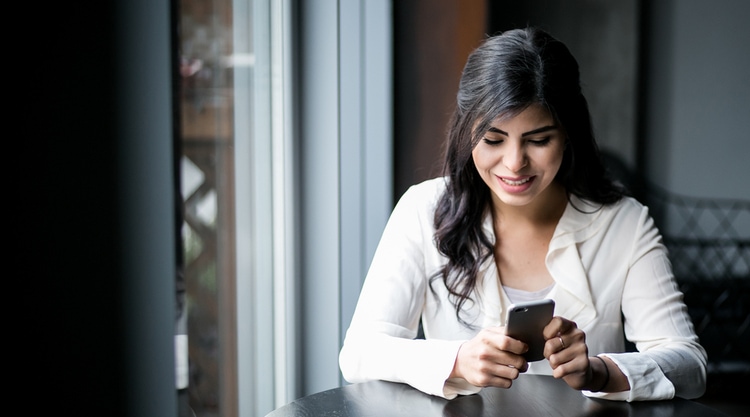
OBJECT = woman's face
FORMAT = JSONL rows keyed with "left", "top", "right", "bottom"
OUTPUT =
{"left": 471, "top": 104, "right": 566, "bottom": 209}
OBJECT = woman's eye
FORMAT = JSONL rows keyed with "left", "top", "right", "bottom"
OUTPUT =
{"left": 529, "top": 137, "right": 551, "bottom": 146}
{"left": 482, "top": 137, "right": 503, "bottom": 145}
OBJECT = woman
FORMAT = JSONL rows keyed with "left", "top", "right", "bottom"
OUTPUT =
{"left": 339, "top": 27, "right": 706, "bottom": 401}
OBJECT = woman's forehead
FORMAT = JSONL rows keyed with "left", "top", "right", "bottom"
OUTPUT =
{"left": 475, "top": 104, "right": 554, "bottom": 133}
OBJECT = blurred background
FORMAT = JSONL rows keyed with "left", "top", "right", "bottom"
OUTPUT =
{"left": 46, "top": 1, "right": 748, "bottom": 416}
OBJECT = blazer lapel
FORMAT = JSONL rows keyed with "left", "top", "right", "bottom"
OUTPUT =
{"left": 546, "top": 244, "right": 597, "bottom": 328}
{"left": 545, "top": 195, "right": 605, "bottom": 328}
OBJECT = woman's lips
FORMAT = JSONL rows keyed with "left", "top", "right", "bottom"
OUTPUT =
{"left": 497, "top": 175, "right": 535, "bottom": 193}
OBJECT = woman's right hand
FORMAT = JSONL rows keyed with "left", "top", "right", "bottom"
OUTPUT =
{"left": 450, "top": 326, "right": 529, "bottom": 388}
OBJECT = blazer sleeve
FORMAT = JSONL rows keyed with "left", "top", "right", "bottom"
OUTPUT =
{"left": 338, "top": 181, "right": 477, "bottom": 399}
{"left": 587, "top": 203, "right": 707, "bottom": 401}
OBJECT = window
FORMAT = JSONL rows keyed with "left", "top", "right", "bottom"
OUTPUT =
{"left": 177, "top": 0, "right": 284, "bottom": 415}
{"left": 176, "top": 2, "right": 392, "bottom": 416}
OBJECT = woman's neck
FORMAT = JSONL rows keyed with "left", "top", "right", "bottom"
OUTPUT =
{"left": 491, "top": 182, "right": 568, "bottom": 228}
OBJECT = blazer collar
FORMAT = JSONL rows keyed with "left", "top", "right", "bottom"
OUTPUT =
{"left": 479, "top": 195, "right": 605, "bottom": 247}
{"left": 549, "top": 195, "right": 607, "bottom": 250}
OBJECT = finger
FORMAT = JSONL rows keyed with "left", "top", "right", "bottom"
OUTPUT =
{"left": 478, "top": 343, "right": 528, "bottom": 371}
{"left": 469, "top": 333, "right": 528, "bottom": 370}
{"left": 465, "top": 358, "right": 521, "bottom": 388}
{"left": 543, "top": 335, "right": 567, "bottom": 358}
{"left": 542, "top": 316, "right": 565, "bottom": 339}
{"left": 486, "top": 361, "right": 523, "bottom": 382}
{"left": 479, "top": 374, "right": 516, "bottom": 389}
{"left": 501, "top": 352, "right": 528, "bottom": 371}
{"left": 543, "top": 316, "right": 579, "bottom": 339}
{"left": 550, "top": 352, "right": 589, "bottom": 379}
{"left": 548, "top": 338, "right": 588, "bottom": 370}
{"left": 496, "top": 327, "right": 531, "bottom": 356}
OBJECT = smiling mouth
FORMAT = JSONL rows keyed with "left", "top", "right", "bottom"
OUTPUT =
{"left": 500, "top": 177, "right": 532, "bottom": 186}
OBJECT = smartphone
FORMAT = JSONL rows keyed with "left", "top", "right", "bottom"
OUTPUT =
{"left": 504, "top": 299, "right": 555, "bottom": 362}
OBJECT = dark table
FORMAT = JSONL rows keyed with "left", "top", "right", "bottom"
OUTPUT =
{"left": 266, "top": 375, "right": 728, "bottom": 416}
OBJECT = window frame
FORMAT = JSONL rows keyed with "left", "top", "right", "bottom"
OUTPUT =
{"left": 232, "top": 1, "right": 392, "bottom": 414}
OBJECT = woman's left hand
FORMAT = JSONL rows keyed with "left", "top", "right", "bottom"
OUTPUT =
{"left": 542, "top": 316, "right": 592, "bottom": 390}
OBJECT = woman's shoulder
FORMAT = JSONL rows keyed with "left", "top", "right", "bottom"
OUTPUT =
{"left": 397, "top": 177, "right": 448, "bottom": 207}
{"left": 601, "top": 195, "right": 646, "bottom": 214}
{"left": 561, "top": 195, "right": 650, "bottom": 237}
{"left": 382, "top": 178, "right": 447, "bottom": 236}
{"left": 385, "top": 177, "right": 449, "bottom": 228}
{"left": 572, "top": 195, "right": 646, "bottom": 217}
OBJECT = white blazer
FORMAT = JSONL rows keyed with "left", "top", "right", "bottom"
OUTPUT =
{"left": 339, "top": 177, "right": 707, "bottom": 401}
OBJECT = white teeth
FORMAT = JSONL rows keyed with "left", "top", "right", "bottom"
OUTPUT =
{"left": 501, "top": 177, "right": 531, "bottom": 186}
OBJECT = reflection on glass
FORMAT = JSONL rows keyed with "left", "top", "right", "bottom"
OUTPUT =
{"left": 178, "top": 0, "right": 240, "bottom": 416}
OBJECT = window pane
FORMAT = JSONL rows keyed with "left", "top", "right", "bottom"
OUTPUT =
{"left": 178, "top": 0, "right": 239, "bottom": 415}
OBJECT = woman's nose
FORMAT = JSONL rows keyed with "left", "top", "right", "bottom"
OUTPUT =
{"left": 503, "top": 144, "right": 527, "bottom": 172}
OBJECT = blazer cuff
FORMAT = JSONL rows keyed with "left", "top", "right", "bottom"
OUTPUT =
{"left": 583, "top": 353, "right": 675, "bottom": 401}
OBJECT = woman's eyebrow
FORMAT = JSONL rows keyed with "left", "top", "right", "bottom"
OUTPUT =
{"left": 487, "top": 125, "right": 558, "bottom": 137}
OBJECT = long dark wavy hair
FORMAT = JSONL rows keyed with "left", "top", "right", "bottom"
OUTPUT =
{"left": 432, "top": 27, "right": 625, "bottom": 327}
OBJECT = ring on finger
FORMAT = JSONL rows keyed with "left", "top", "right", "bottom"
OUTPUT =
{"left": 558, "top": 336, "right": 566, "bottom": 350}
